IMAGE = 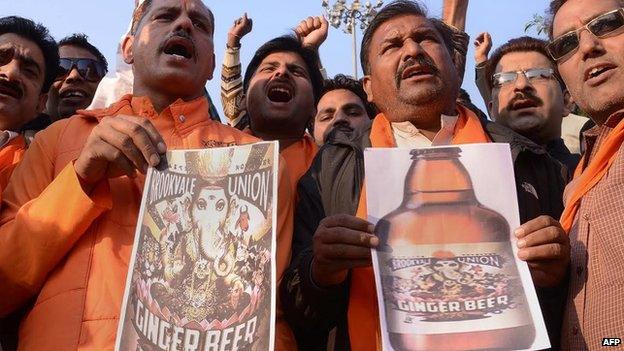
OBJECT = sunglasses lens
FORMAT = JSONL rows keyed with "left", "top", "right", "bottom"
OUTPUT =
{"left": 590, "top": 10, "right": 624, "bottom": 37}
{"left": 75, "top": 60, "right": 100, "bottom": 82}
{"left": 56, "top": 59, "right": 72, "bottom": 79}
{"left": 550, "top": 34, "right": 579, "bottom": 60}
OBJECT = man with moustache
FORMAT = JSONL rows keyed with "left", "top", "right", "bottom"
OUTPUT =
{"left": 547, "top": 0, "right": 624, "bottom": 348}
{"left": 0, "top": 16, "right": 59, "bottom": 351}
{"left": 488, "top": 36, "right": 581, "bottom": 175}
{"left": 243, "top": 35, "right": 324, "bottom": 198}
{"left": 46, "top": 33, "right": 107, "bottom": 121}
{"left": 0, "top": 16, "right": 59, "bottom": 189}
{"left": 0, "top": 1, "right": 294, "bottom": 350}
{"left": 281, "top": 1, "right": 569, "bottom": 349}
{"left": 312, "top": 74, "right": 375, "bottom": 145}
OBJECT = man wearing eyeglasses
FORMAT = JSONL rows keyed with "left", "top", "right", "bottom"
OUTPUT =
{"left": 46, "top": 33, "right": 107, "bottom": 121}
{"left": 547, "top": 0, "right": 624, "bottom": 349}
{"left": 487, "top": 36, "right": 581, "bottom": 176}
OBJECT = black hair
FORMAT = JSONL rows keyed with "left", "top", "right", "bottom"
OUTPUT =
{"left": 0, "top": 16, "right": 59, "bottom": 93}
{"left": 59, "top": 33, "right": 108, "bottom": 73}
{"left": 243, "top": 35, "right": 324, "bottom": 103}
{"left": 320, "top": 74, "right": 377, "bottom": 118}
{"left": 486, "top": 36, "right": 565, "bottom": 91}
{"left": 360, "top": 0, "right": 456, "bottom": 75}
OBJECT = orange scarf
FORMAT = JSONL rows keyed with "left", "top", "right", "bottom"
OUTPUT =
{"left": 560, "top": 116, "right": 624, "bottom": 233}
{"left": 349, "top": 105, "right": 490, "bottom": 350}
{"left": 0, "top": 135, "right": 26, "bottom": 190}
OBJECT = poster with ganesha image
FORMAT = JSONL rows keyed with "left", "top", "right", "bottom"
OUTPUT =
{"left": 116, "top": 141, "right": 278, "bottom": 351}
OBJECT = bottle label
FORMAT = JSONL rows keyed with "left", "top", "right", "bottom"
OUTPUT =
{"left": 377, "top": 242, "right": 532, "bottom": 334}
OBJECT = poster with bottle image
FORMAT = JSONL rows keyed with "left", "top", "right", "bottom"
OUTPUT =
{"left": 365, "top": 143, "right": 550, "bottom": 351}
{"left": 115, "top": 141, "right": 278, "bottom": 351}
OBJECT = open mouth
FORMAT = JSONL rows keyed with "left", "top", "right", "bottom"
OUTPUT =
{"left": 267, "top": 82, "right": 293, "bottom": 103}
{"left": 60, "top": 88, "right": 87, "bottom": 100}
{"left": 0, "top": 80, "right": 23, "bottom": 99}
{"left": 401, "top": 65, "right": 435, "bottom": 80}
{"left": 163, "top": 37, "right": 194, "bottom": 59}
{"left": 585, "top": 64, "right": 617, "bottom": 81}
{"left": 511, "top": 99, "right": 538, "bottom": 110}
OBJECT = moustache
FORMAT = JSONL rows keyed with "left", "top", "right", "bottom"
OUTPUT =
{"left": 396, "top": 56, "right": 439, "bottom": 88}
{"left": 0, "top": 79, "right": 24, "bottom": 100}
{"left": 507, "top": 91, "right": 543, "bottom": 110}
{"left": 158, "top": 30, "right": 197, "bottom": 59}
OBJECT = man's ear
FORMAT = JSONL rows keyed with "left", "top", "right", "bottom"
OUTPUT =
{"left": 563, "top": 90, "right": 574, "bottom": 117}
{"left": 362, "top": 75, "right": 374, "bottom": 103}
{"left": 207, "top": 52, "right": 215, "bottom": 80}
{"left": 36, "top": 93, "right": 48, "bottom": 115}
{"left": 487, "top": 100, "right": 495, "bottom": 121}
{"left": 121, "top": 35, "right": 135, "bottom": 65}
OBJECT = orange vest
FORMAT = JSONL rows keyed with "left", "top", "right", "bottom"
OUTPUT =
{"left": 0, "top": 134, "right": 27, "bottom": 190}
{"left": 349, "top": 106, "right": 491, "bottom": 350}
{"left": 0, "top": 95, "right": 294, "bottom": 351}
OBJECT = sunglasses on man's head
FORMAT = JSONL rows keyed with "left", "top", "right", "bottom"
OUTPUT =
{"left": 547, "top": 8, "right": 624, "bottom": 61}
{"left": 491, "top": 68, "right": 557, "bottom": 88}
{"left": 56, "top": 58, "right": 107, "bottom": 83}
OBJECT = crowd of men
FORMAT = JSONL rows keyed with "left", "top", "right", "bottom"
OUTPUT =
{"left": 0, "top": 0, "right": 622, "bottom": 350}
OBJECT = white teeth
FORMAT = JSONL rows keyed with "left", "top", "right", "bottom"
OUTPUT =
{"left": 64, "top": 91, "right": 86, "bottom": 98}
{"left": 590, "top": 68, "right": 601, "bottom": 76}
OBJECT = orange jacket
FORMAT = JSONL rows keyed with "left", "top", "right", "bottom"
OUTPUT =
{"left": 0, "top": 95, "right": 294, "bottom": 350}
{"left": 0, "top": 134, "right": 27, "bottom": 190}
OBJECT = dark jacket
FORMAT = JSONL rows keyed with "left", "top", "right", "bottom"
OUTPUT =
{"left": 280, "top": 120, "right": 568, "bottom": 350}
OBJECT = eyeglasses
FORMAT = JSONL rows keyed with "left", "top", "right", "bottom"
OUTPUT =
{"left": 491, "top": 68, "right": 557, "bottom": 88}
{"left": 547, "top": 8, "right": 624, "bottom": 61}
{"left": 56, "top": 58, "right": 107, "bottom": 82}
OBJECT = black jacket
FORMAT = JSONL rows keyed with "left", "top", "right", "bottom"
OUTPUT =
{"left": 280, "top": 120, "right": 568, "bottom": 350}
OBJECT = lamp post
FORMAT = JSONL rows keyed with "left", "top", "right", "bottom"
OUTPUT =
{"left": 322, "top": 0, "right": 383, "bottom": 79}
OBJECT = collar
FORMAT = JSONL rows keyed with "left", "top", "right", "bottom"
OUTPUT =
{"left": 0, "top": 130, "right": 19, "bottom": 148}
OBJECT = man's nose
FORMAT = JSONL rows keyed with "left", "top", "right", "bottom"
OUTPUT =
{"left": 513, "top": 72, "right": 535, "bottom": 92}
{"left": 401, "top": 38, "right": 426, "bottom": 63}
{"left": 173, "top": 13, "right": 193, "bottom": 33}
{"left": 64, "top": 66, "right": 83, "bottom": 83}
{"left": 273, "top": 65, "right": 291, "bottom": 79}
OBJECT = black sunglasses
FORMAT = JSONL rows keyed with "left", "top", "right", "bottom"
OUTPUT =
{"left": 548, "top": 8, "right": 624, "bottom": 61}
{"left": 56, "top": 58, "right": 107, "bottom": 82}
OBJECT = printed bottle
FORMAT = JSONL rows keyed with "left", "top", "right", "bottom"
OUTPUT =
{"left": 375, "top": 147, "right": 535, "bottom": 350}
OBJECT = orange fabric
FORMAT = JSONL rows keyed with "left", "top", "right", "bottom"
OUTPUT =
{"left": 0, "top": 94, "right": 294, "bottom": 351}
{"left": 348, "top": 105, "right": 490, "bottom": 350}
{"left": 560, "top": 116, "right": 624, "bottom": 233}
{"left": 0, "top": 135, "right": 27, "bottom": 190}
{"left": 279, "top": 135, "right": 319, "bottom": 202}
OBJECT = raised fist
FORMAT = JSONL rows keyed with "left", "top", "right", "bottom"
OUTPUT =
{"left": 295, "top": 16, "right": 329, "bottom": 50}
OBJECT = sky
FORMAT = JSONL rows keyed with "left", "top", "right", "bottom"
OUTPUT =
{"left": 1, "top": 0, "right": 553, "bottom": 120}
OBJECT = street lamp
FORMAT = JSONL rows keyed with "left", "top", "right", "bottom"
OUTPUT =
{"left": 322, "top": 0, "right": 384, "bottom": 79}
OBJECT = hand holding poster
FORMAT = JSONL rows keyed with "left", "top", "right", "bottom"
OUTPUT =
{"left": 115, "top": 141, "right": 279, "bottom": 351}
{"left": 365, "top": 144, "right": 550, "bottom": 351}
